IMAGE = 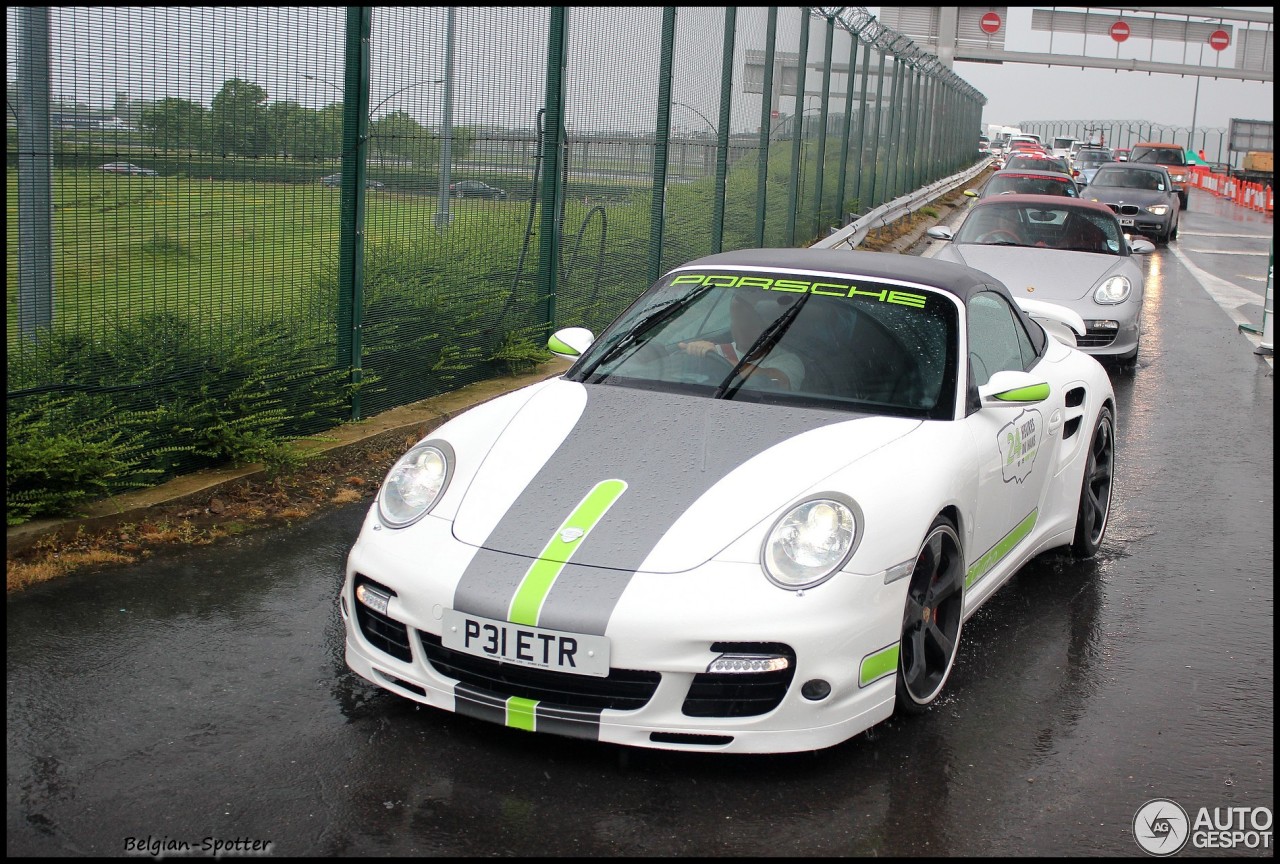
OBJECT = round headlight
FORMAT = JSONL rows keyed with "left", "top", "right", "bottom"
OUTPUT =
{"left": 762, "top": 496, "right": 860, "bottom": 589}
{"left": 1094, "top": 275, "right": 1132, "bottom": 305}
{"left": 377, "top": 441, "right": 453, "bottom": 528}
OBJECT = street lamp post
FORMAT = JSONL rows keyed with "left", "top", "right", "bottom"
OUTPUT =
{"left": 434, "top": 6, "right": 456, "bottom": 229}
{"left": 369, "top": 78, "right": 444, "bottom": 121}
{"left": 304, "top": 73, "right": 343, "bottom": 101}
{"left": 672, "top": 100, "right": 716, "bottom": 136}
{"left": 306, "top": 72, "right": 448, "bottom": 175}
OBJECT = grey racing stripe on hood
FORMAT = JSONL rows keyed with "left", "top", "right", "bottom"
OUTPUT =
{"left": 451, "top": 384, "right": 847, "bottom": 636}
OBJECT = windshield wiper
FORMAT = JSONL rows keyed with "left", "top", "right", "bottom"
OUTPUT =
{"left": 574, "top": 286, "right": 710, "bottom": 381}
{"left": 713, "top": 293, "right": 809, "bottom": 400}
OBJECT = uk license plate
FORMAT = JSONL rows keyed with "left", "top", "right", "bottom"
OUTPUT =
{"left": 441, "top": 609, "right": 611, "bottom": 677}
{"left": 1119, "top": 217, "right": 1135, "bottom": 227}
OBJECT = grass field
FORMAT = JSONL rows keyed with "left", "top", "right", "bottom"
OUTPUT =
{"left": 6, "top": 144, "right": 851, "bottom": 355}
{"left": 5, "top": 168, "right": 602, "bottom": 343}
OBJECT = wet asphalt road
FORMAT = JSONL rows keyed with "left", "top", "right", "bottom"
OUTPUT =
{"left": 7, "top": 192, "right": 1273, "bottom": 857}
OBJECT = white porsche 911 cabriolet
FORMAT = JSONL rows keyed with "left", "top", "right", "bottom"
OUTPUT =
{"left": 340, "top": 247, "right": 1117, "bottom": 754}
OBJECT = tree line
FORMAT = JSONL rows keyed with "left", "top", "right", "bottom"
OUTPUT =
{"left": 133, "top": 77, "right": 472, "bottom": 163}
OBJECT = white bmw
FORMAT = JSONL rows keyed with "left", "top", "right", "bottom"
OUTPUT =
{"left": 341, "top": 248, "right": 1117, "bottom": 754}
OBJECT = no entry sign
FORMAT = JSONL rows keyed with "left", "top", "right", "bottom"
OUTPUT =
{"left": 1208, "top": 29, "right": 1230, "bottom": 51}
{"left": 979, "top": 12, "right": 1001, "bottom": 35}
{"left": 1110, "top": 20, "right": 1130, "bottom": 43}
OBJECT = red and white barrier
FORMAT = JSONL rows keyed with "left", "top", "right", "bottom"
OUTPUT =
{"left": 1191, "top": 166, "right": 1273, "bottom": 213}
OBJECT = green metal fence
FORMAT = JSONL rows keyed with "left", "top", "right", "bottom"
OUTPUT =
{"left": 5, "top": 6, "right": 986, "bottom": 524}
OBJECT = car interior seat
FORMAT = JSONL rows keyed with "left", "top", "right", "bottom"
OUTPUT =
{"left": 780, "top": 303, "right": 853, "bottom": 396}
{"left": 1062, "top": 213, "right": 1109, "bottom": 252}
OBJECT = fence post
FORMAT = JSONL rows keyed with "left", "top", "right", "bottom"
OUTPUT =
{"left": 865, "top": 48, "right": 887, "bottom": 210}
{"left": 851, "top": 36, "right": 872, "bottom": 213}
{"left": 337, "top": 6, "right": 372, "bottom": 421}
{"left": 537, "top": 7, "right": 569, "bottom": 336}
{"left": 647, "top": 7, "right": 676, "bottom": 283}
{"left": 808, "top": 12, "right": 835, "bottom": 241}
{"left": 753, "top": 8, "right": 778, "bottom": 249}
{"left": 833, "top": 33, "right": 859, "bottom": 228}
{"left": 15, "top": 7, "right": 55, "bottom": 340}
{"left": 784, "top": 7, "right": 810, "bottom": 247}
{"left": 710, "top": 7, "right": 735, "bottom": 254}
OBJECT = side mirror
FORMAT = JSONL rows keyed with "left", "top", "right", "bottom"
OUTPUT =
{"left": 547, "top": 327, "right": 595, "bottom": 359}
{"left": 926, "top": 226, "right": 954, "bottom": 241}
{"left": 963, "top": 189, "right": 978, "bottom": 198}
{"left": 979, "top": 370, "right": 1051, "bottom": 407}
{"left": 1127, "top": 237, "right": 1156, "bottom": 254}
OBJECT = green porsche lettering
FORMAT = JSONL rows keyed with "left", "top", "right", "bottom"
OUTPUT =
{"left": 848, "top": 286, "right": 889, "bottom": 301}
{"left": 887, "top": 290, "right": 928, "bottom": 308}
{"left": 771, "top": 279, "right": 811, "bottom": 293}
{"left": 704, "top": 274, "right": 740, "bottom": 287}
{"left": 666, "top": 272, "right": 929, "bottom": 310}
{"left": 810, "top": 282, "right": 848, "bottom": 297}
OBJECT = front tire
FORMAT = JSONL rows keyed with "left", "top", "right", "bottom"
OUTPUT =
{"left": 1071, "top": 406, "right": 1115, "bottom": 558}
{"left": 895, "top": 516, "right": 965, "bottom": 714}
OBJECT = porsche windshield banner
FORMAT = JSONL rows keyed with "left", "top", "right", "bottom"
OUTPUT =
{"left": 670, "top": 272, "right": 929, "bottom": 309}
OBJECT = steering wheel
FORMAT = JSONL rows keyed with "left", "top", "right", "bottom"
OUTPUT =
{"left": 978, "top": 229, "right": 1020, "bottom": 245}
{"left": 670, "top": 344, "right": 736, "bottom": 385}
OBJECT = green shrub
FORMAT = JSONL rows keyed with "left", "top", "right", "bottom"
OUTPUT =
{"left": 5, "top": 398, "right": 170, "bottom": 525}
{"left": 5, "top": 310, "right": 355, "bottom": 525}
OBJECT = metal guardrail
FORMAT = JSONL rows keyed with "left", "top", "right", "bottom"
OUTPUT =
{"left": 810, "top": 157, "right": 993, "bottom": 250}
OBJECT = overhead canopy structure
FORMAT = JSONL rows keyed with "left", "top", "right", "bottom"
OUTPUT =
{"left": 876, "top": 6, "right": 1274, "bottom": 83}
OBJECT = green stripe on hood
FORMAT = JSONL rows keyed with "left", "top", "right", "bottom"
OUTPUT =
{"left": 508, "top": 479, "right": 627, "bottom": 626}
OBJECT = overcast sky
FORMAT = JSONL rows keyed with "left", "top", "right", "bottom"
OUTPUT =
{"left": 8, "top": 6, "right": 1272, "bottom": 135}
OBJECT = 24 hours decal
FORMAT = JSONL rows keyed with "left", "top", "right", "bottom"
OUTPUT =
{"left": 998, "top": 409, "right": 1042, "bottom": 484}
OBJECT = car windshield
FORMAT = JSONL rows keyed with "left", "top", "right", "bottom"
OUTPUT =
{"left": 1132, "top": 147, "right": 1185, "bottom": 165}
{"left": 953, "top": 202, "right": 1124, "bottom": 255}
{"left": 565, "top": 269, "right": 958, "bottom": 419}
{"left": 1004, "top": 155, "right": 1069, "bottom": 173}
{"left": 1091, "top": 168, "right": 1167, "bottom": 191}
{"left": 985, "top": 174, "right": 1078, "bottom": 197}
{"left": 1076, "top": 151, "right": 1112, "bottom": 164}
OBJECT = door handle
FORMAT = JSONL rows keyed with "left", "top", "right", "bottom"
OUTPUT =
{"left": 1048, "top": 410, "right": 1062, "bottom": 436}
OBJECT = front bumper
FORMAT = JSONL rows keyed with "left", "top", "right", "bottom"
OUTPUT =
{"left": 1076, "top": 312, "right": 1141, "bottom": 358}
{"left": 1100, "top": 203, "right": 1175, "bottom": 239}
{"left": 340, "top": 511, "right": 907, "bottom": 754}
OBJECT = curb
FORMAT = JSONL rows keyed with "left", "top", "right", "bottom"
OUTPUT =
{"left": 6, "top": 359, "right": 572, "bottom": 558}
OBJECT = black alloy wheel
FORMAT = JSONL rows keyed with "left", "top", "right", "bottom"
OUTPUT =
{"left": 896, "top": 516, "right": 965, "bottom": 713}
{"left": 1071, "top": 406, "right": 1115, "bottom": 558}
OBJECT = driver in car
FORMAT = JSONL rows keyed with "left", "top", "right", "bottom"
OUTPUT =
{"left": 677, "top": 292, "right": 806, "bottom": 390}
